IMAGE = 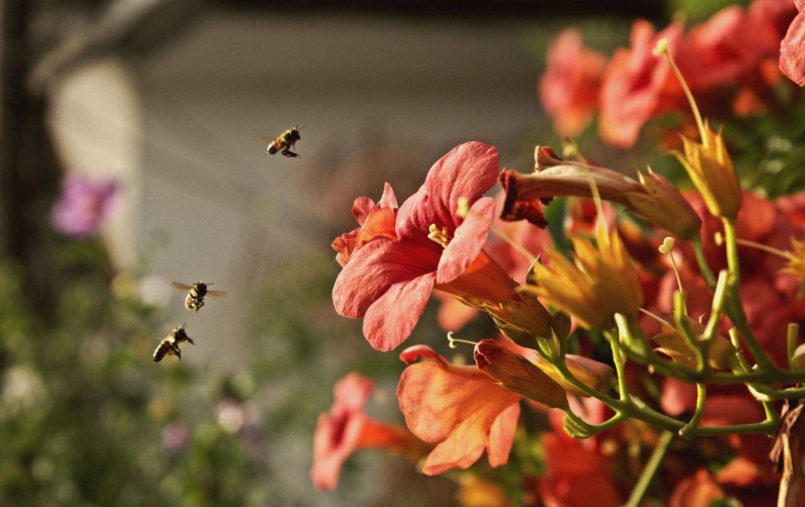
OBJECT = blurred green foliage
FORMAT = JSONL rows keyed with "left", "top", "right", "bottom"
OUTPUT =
{"left": 0, "top": 240, "right": 272, "bottom": 507}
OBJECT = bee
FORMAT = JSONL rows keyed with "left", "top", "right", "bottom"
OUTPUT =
{"left": 266, "top": 126, "right": 301, "bottom": 158}
{"left": 153, "top": 324, "right": 195, "bottom": 363}
{"left": 171, "top": 281, "right": 228, "bottom": 313}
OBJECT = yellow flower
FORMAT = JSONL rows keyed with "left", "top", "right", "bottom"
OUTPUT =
{"left": 782, "top": 238, "right": 805, "bottom": 279}
{"left": 529, "top": 222, "right": 643, "bottom": 329}
{"left": 674, "top": 122, "right": 742, "bottom": 219}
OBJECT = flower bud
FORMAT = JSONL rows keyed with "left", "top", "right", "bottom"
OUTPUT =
{"left": 674, "top": 123, "right": 742, "bottom": 219}
{"left": 547, "top": 315, "right": 570, "bottom": 346}
{"left": 500, "top": 147, "right": 700, "bottom": 239}
{"left": 488, "top": 294, "right": 552, "bottom": 339}
{"left": 474, "top": 339, "right": 568, "bottom": 409}
{"left": 563, "top": 355, "right": 616, "bottom": 392}
{"left": 625, "top": 169, "right": 701, "bottom": 240}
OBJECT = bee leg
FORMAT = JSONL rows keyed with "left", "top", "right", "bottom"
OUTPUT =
{"left": 281, "top": 147, "right": 300, "bottom": 158}
{"left": 187, "top": 337, "right": 195, "bottom": 346}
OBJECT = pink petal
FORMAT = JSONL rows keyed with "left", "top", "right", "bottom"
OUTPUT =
{"left": 333, "top": 373, "right": 375, "bottom": 411}
{"left": 781, "top": 11, "right": 805, "bottom": 86}
{"left": 354, "top": 208, "right": 397, "bottom": 248}
{"left": 397, "top": 142, "right": 499, "bottom": 237}
{"left": 539, "top": 29, "right": 606, "bottom": 137}
{"left": 362, "top": 272, "right": 436, "bottom": 351}
{"left": 352, "top": 182, "right": 398, "bottom": 223}
{"left": 377, "top": 182, "right": 398, "bottom": 209}
{"left": 311, "top": 411, "right": 368, "bottom": 490}
{"left": 437, "top": 196, "right": 495, "bottom": 284}
{"left": 352, "top": 196, "right": 376, "bottom": 223}
{"left": 486, "top": 403, "right": 520, "bottom": 468}
{"left": 397, "top": 360, "right": 520, "bottom": 475}
{"left": 399, "top": 344, "right": 448, "bottom": 366}
{"left": 332, "top": 237, "right": 438, "bottom": 318}
{"left": 599, "top": 20, "right": 683, "bottom": 148}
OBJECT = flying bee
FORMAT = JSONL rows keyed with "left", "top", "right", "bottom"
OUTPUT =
{"left": 266, "top": 126, "right": 301, "bottom": 158}
{"left": 152, "top": 336, "right": 181, "bottom": 362}
{"left": 152, "top": 324, "right": 195, "bottom": 363}
{"left": 171, "top": 281, "right": 228, "bottom": 313}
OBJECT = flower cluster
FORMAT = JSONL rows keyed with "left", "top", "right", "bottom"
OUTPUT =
{"left": 313, "top": 3, "right": 805, "bottom": 505}
{"left": 540, "top": 0, "right": 804, "bottom": 148}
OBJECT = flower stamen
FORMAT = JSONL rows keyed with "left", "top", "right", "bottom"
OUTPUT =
{"left": 654, "top": 38, "right": 707, "bottom": 147}
{"left": 659, "top": 236, "right": 686, "bottom": 295}
{"left": 447, "top": 332, "right": 478, "bottom": 350}
{"left": 428, "top": 224, "right": 451, "bottom": 248}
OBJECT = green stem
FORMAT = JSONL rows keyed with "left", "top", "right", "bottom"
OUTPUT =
{"left": 679, "top": 383, "right": 706, "bottom": 438}
{"left": 625, "top": 430, "right": 674, "bottom": 507}
{"left": 693, "top": 226, "right": 775, "bottom": 371}
{"left": 694, "top": 421, "right": 776, "bottom": 436}
{"left": 702, "top": 270, "right": 729, "bottom": 343}
{"left": 606, "top": 330, "right": 631, "bottom": 401}
{"left": 788, "top": 323, "right": 800, "bottom": 370}
{"left": 722, "top": 218, "right": 777, "bottom": 372}
{"left": 615, "top": 314, "right": 701, "bottom": 382}
{"left": 692, "top": 236, "right": 717, "bottom": 289}
{"left": 709, "top": 369, "right": 805, "bottom": 385}
{"left": 661, "top": 47, "right": 707, "bottom": 146}
{"left": 563, "top": 410, "right": 627, "bottom": 438}
{"left": 722, "top": 218, "right": 741, "bottom": 286}
{"left": 672, "top": 291, "right": 706, "bottom": 372}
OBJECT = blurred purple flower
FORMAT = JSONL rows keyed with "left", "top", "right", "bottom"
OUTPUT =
{"left": 51, "top": 174, "right": 117, "bottom": 238}
{"left": 161, "top": 423, "right": 189, "bottom": 451}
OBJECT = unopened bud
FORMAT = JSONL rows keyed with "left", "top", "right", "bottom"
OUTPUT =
{"left": 474, "top": 339, "right": 568, "bottom": 409}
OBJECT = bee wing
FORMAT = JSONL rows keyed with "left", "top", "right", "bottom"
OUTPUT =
{"left": 171, "top": 281, "right": 193, "bottom": 291}
{"left": 207, "top": 290, "right": 228, "bottom": 298}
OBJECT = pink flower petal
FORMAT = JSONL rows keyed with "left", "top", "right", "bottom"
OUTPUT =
{"left": 377, "top": 181, "right": 398, "bottom": 209}
{"left": 599, "top": 20, "right": 683, "bottom": 148}
{"left": 362, "top": 272, "right": 436, "bottom": 351}
{"left": 311, "top": 373, "right": 375, "bottom": 491}
{"left": 399, "top": 344, "right": 448, "bottom": 365}
{"left": 437, "top": 196, "right": 495, "bottom": 284}
{"left": 781, "top": 10, "right": 805, "bottom": 86}
{"left": 352, "top": 182, "right": 398, "bottom": 223}
{"left": 332, "top": 237, "right": 439, "bottom": 318}
{"left": 397, "top": 359, "right": 520, "bottom": 475}
{"left": 397, "top": 142, "right": 499, "bottom": 237}
{"left": 333, "top": 373, "right": 375, "bottom": 411}
{"left": 486, "top": 403, "right": 520, "bottom": 467}
{"left": 352, "top": 196, "right": 376, "bottom": 223}
{"left": 539, "top": 29, "right": 607, "bottom": 137}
